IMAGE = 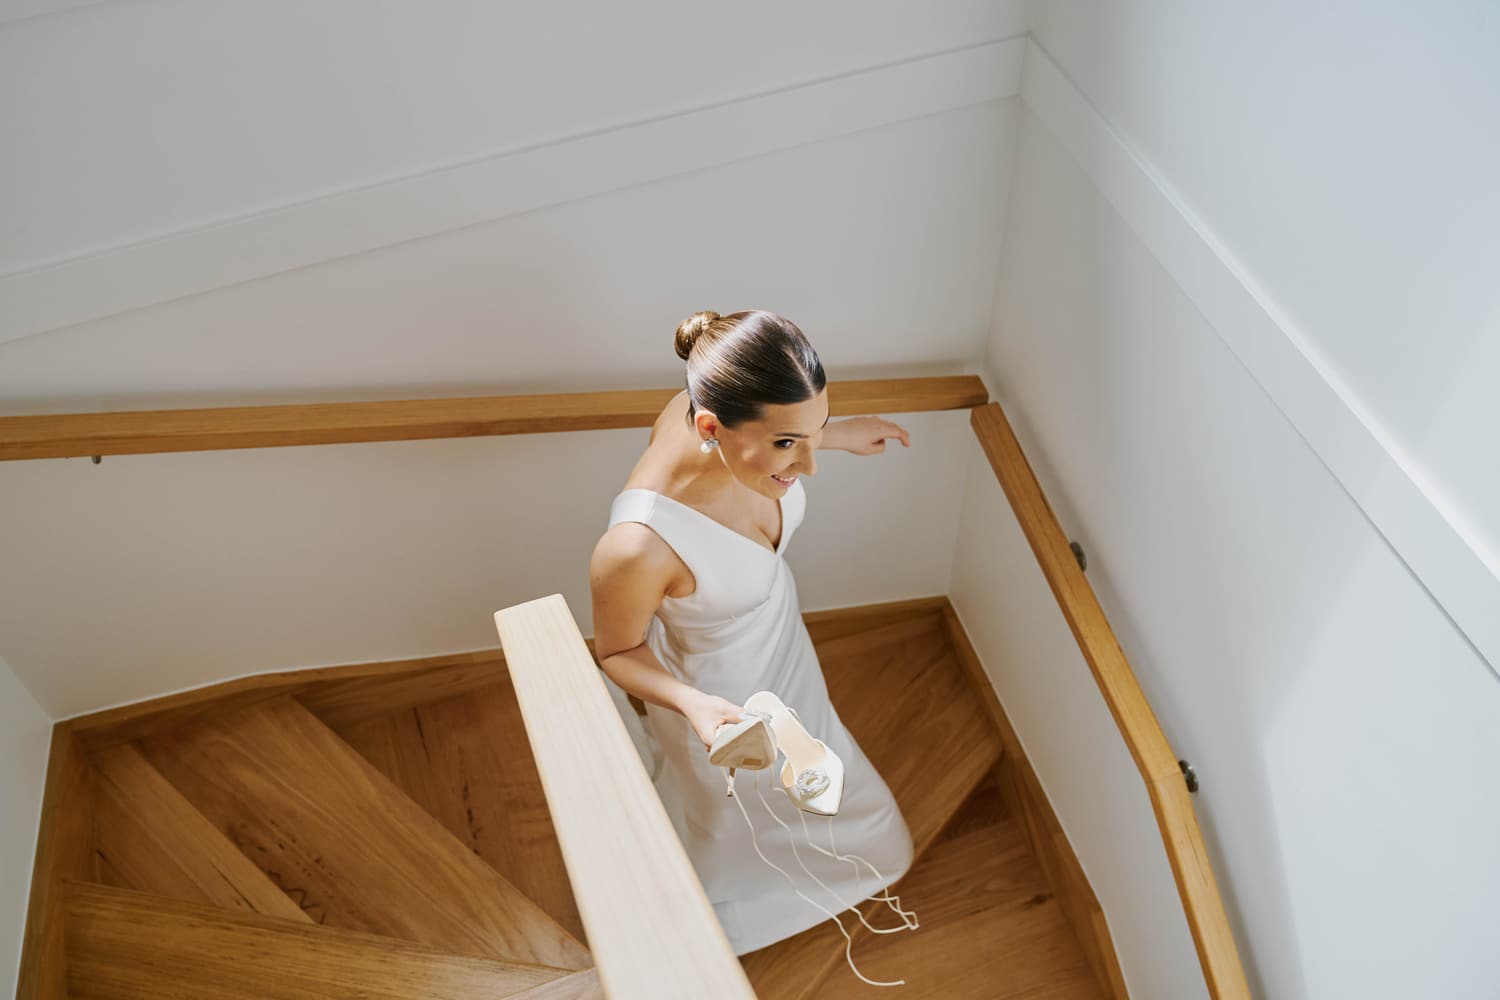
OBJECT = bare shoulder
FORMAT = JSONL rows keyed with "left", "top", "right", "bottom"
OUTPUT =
{"left": 592, "top": 521, "right": 669, "bottom": 570}
{"left": 590, "top": 522, "right": 695, "bottom": 652}
{"left": 591, "top": 522, "right": 688, "bottom": 596}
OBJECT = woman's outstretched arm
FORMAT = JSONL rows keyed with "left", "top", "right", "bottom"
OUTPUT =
{"left": 818, "top": 415, "right": 910, "bottom": 454}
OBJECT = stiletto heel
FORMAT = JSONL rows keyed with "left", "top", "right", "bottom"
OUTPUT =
{"left": 743, "top": 691, "right": 845, "bottom": 816}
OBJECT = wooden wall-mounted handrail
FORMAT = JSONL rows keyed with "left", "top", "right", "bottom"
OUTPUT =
{"left": 493, "top": 594, "right": 756, "bottom": 1000}
{"left": 0, "top": 375, "right": 988, "bottom": 461}
{"left": 970, "top": 401, "right": 1252, "bottom": 1000}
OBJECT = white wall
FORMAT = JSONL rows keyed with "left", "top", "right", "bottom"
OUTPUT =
{"left": 0, "top": 655, "right": 51, "bottom": 999}
{"left": 950, "top": 449, "right": 1206, "bottom": 1000}
{"left": 1025, "top": 0, "right": 1500, "bottom": 673}
{"left": 0, "top": 97, "right": 1017, "bottom": 411}
{"left": 0, "top": 4, "right": 1029, "bottom": 342}
{"left": 986, "top": 8, "right": 1500, "bottom": 993}
{"left": 954, "top": 98, "right": 1500, "bottom": 1000}
{"left": 0, "top": 0, "right": 1025, "bottom": 275}
{"left": 0, "top": 3, "right": 1023, "bottom": 717}
{"left": 0, "top": 95, "right": 1015, "bottom": 717}
{"left": 0, "top": 408, "right": 975, "bottom": 718}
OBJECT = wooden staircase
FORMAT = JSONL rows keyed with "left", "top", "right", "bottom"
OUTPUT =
{"left": 742, "top": 606, "right": 1109, "bottom": 1000}
{"left": 21, "top": 599, "right": 1115, "bottom": 999}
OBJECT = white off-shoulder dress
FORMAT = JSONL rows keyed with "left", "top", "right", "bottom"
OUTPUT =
{"left": 608, "top": 478, "right": 914, "bottom": 955}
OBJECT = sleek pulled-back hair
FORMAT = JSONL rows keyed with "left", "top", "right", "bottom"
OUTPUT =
{"left": 674, "top": 310, "right": 826, "bottom": 429}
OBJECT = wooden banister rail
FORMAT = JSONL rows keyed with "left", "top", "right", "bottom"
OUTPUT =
{"left": 493, "top": 594, "right": 755, "bottom": 1000}
{"left": 970, "top": 402, "right": 1252, "bottom": 1000}
{"left": 0, "top": 375, "right": 988, "bottom": 461}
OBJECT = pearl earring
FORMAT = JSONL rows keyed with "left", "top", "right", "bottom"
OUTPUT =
{"left": 700, "top": 437, "right": 719, "bottom": 454}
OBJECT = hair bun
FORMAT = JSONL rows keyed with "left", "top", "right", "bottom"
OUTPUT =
{"left": 674, "top": 310, "right": 721, "bottom": 360}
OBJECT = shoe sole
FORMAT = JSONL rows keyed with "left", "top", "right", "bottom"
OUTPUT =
{"left": 708, "top": 720, "right": 775, "bottom": 770}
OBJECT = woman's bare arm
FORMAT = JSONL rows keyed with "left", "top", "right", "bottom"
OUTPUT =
{"left": 590, "top": 523, "right": 743, "bottom": 747}
{"left": 817, "top": 415, "right": 910, "bottom": 454}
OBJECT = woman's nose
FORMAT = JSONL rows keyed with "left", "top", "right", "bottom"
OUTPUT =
{"left": 800, "top": 447, "right": 817, "bottom": 477}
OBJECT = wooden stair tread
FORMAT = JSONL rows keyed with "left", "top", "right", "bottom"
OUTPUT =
{"left": 64, "top": 880, "right": 576, "bottom": 999}
{"left": 91, "top": 744, "right": 312, "bottom": 923}
{"left": 935, "top": 770, "right": 1012, "bottom": 843}
{"left": 821, "top": 613, "right": 1004, "bottom": 848}
{"left": 802, "top": 598, "right": 948, "bottom": 645}
{"left": 742, "top": 614, "right": 1006, "bottom": 998}
{"left": 501, "top": 969, "right": 605, "bottom": 999}
{"left": 298, "top": 653, "right": 507, "bottom": 730}
{"left": 333, "top": 679, "right": 585, "bottom": 941}
{"left": 139, "top": 695, "right": 590, "bottom": 969}
{"left": 805, "top": 609, "right": 943, "bottom": 661}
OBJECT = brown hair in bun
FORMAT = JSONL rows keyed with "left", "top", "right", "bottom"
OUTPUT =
{"left": 674, "top": 309, "right": 826, "bottom": 429}
{"left": 674, "top": 310, "right": 722, "bottom": 360}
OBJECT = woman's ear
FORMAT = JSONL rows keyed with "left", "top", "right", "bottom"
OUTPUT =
{"left": 694, "top": 410, "right": 720, "bottom": 441}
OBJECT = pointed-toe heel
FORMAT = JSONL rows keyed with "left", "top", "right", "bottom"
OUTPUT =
{"left": 777, "top": 739, "right": 845, "bottom": 816}
{"left": 743, "top": 691, "right": 845, "bottom": 816}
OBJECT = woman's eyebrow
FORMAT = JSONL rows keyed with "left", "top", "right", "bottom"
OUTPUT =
{"left": 775, "top": 411, "right": 832, "bottom": 438}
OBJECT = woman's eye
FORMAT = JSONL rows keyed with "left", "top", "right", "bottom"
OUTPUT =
{"left": 775, "top": 440, "right": 795, "bottom": 449}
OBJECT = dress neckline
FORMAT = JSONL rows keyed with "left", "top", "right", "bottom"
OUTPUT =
{"left": 621, "top": 483, "right": 792, "bottom": 556}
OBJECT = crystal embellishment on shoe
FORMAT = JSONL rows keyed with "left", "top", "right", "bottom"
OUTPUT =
{"left": 793, "top": 767, "right": 831, "bottom": 798}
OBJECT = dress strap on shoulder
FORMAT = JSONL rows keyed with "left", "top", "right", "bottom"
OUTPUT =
{"left": 608, "top": 489, "right": 660, "bottom": 529}
{"left": 608, "top": 489, "right": 717, "bottom": 592}
{"left": 609, "top": 489, "right": 698, "bottom": 559}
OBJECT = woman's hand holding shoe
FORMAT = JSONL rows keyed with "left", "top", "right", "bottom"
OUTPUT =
{"left": 680, "top": 689, "right": 744, "bottom": 750}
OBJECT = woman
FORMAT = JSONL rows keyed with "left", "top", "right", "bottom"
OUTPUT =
{"left": 590, "top": 309, "right": 916, "bottom": 958}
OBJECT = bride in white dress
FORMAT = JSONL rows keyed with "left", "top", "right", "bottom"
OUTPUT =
{"left": 590, "top": 309, "right": 917, "bottom": 961}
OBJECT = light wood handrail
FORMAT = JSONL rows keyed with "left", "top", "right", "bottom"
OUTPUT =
{"left": 970, "top": 401, "right": 1252, "bottom": 1000}
{"left": 493, "top": 594, "right": 755, "bottom": 1000}
{"left": 0, "top": 375, "right": 987, "bottom": 461}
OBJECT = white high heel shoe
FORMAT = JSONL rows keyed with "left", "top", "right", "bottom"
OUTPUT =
{"left": 743, "top": 691, "right": 845, "bottom": 816}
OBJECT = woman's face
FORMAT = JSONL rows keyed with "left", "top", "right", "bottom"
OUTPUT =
{"left": 699, "top": 389, "right": 829, "bottom": 498}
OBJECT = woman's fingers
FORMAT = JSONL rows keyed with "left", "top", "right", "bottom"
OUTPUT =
{"left": 705, "top": 710, "right": 745, "bottom": 748}
{"left": 873, "top": 417, "right": 909, "bottom": 448}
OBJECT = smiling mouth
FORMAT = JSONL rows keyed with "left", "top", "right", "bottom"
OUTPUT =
{"left": 771, "top": 474, "right": 796, "bottom": 486}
